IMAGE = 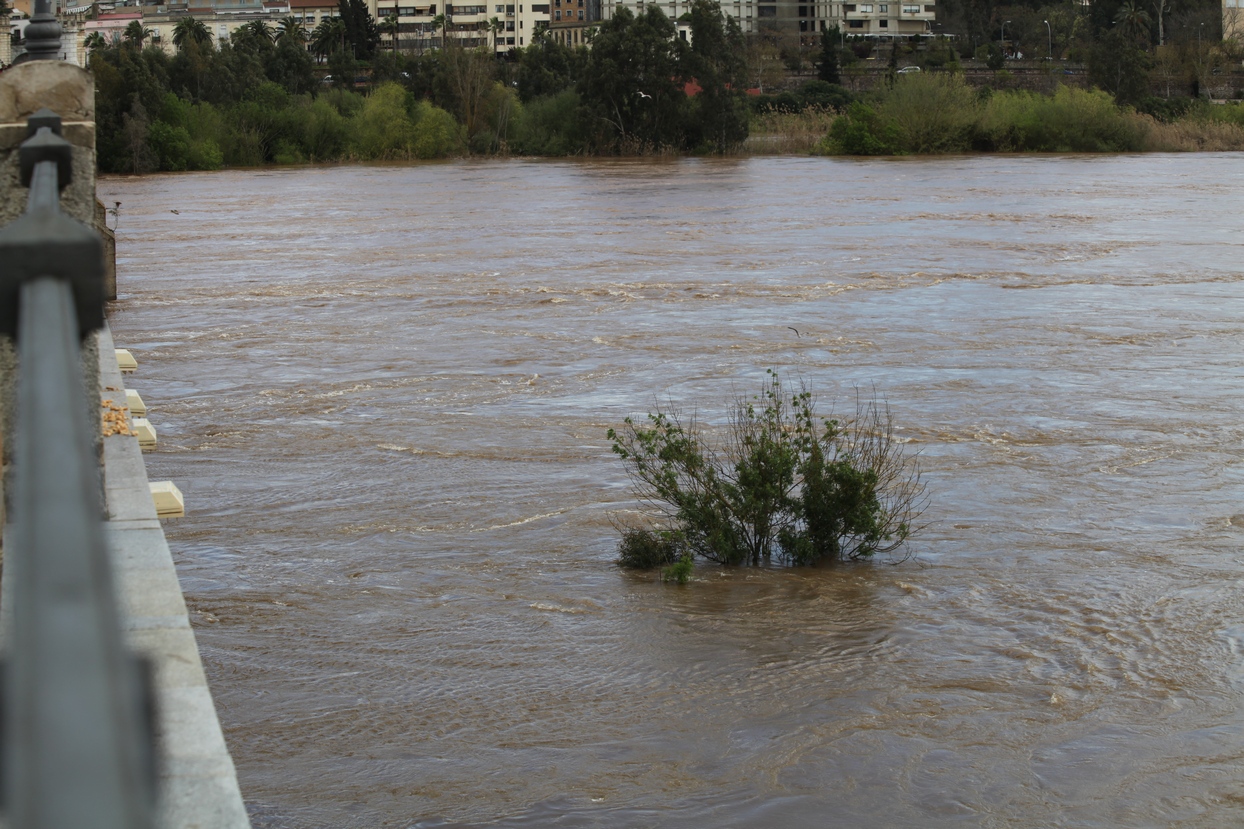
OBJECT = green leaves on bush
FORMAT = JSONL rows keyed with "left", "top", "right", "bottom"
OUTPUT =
{"left": 816, "top": 74, "right": 1152, "bottom": 156}
{"left": 609, "top": 372, "right": 927, "bottom": 572}
{"left": 817, "top": 101, "right": 903, "bottom": 155}
{"left": 617, "top": 528, "right": 684, "bottom": 569}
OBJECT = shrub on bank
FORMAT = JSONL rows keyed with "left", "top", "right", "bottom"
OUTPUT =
{"left": 814, "top": 101, "right": 902, "bottom": 155}
{"left": 749, "top": 80, "right": 854, "bottom": 115}
{"left": 976, "top": 86, "right": 1147, "bottom": 152}
{"left": 510, "top": 90, "right": 590, "bottom": 155}
{"left": 816, "top": 76, "right": 1152, "bottom": 156}
{"left": 1140, "top": 100, "right": 1244, "bottom": 151}
{"left": 877, "top": 72, "right": 977, "bottom": 153}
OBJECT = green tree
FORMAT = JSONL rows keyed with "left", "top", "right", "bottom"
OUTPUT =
{"left": 121, "top": 99, "right": 157, "bottom": 173}
{"left": 515, "top": 36, "right": 580, "bottom": 102}
{"left": 1089, "top": 27, "right": 1152, "bottom": 104}
{"left": 232, "top": 20, "right": 277, "bottom": 57}
{"left": 382, "top": 13, "right": 400, "bottom": 54}
{"left": 265, "top": 35, "right": 319, "bottom": 94}
{"left": 277, "top": 16, "right": 307, "bottom": 45}
{"left": 430, "top": 13, "right": 447, "bottom": 47}
{"left": 172, "top": 17, "right": 212, "bottom": 50}
{"left": 510, "top": 88, "right": 587, "bottom": 153}
{"left": 441, "top": 45, "right": 498, "bottom": 139}
{"left": 326, "top": 47, "right": 361, "bottom": 87}
{"left": 84, "top": 30, "right": 107, "bottom": 65}
{"left": 578, "top": 5, "right": 688, "bottom": 151}
{"left": 488, "top": 15, "right": 503, "bottom": 50}
{"left": 817, "top": 25, "right": 841, "bottom": 84}
{"left": 351, "top": 80, "right": 419, "bottom": 156}
{"left": 1115, "top": 1, "right": 1153, "bottom": 43}
{"left": 410, "top": 100, "right": 464, "bottom": 156}
{"left": 311, "top": 17, "right": 347, "bottom": 60}
{"left": 123, "top": 20, "right": 154, "bottom": 48}
{"left": 338, "top": 0, "right": 379, "bottom": 58}
{"left": 684, "top": 0, "right": 749, "bottom": 152}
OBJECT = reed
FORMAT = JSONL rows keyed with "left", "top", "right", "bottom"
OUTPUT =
{"left": 1142, "top": 117, "right": 1244, "bottom": 151}
{"left": 745, "top": 107, "right": 839, "bottom": 154}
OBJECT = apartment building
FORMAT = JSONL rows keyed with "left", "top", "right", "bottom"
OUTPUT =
{"left": 839, "top": 0, "right": 934, "bottom": 37}
{"left": 598, "top": 0, "right": 932, "bottom": 39}
{"left": 373, "top": 0, "right": 548, "bottom": 50}
{"left": 547, "top": 0, "right": 598, "bottom": 46}
{"left": 288, "top": 0, "right": 347, "bottom": 32}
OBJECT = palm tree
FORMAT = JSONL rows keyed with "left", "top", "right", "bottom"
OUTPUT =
{"left": 487, "top": 15, "right": 502, "bottom": 51}
{"left": 1114, "top": 1, "right": 1152, "bottom": 44}
{"left": 123, "top": 20, "right": 154, "bottom": 47}
{"left": 310, "top": 17, "right": 347, "bottom": 60}
{"left": 430, "top": 13, "right": 446, "bottom": 48}
{"left": 277, "top": 15, "right": 307, "bottom": 45}
{"left": 239, "top": 19, "right": 275, "bottom": 43}
{"left": 382, "top": 13, "right": 399, "bottom": 55}
{"left": 83, "top": 30, "right": 106, "bottom": 64}
{"left": 172, "top": 16, "right": 212, "bottom": 50}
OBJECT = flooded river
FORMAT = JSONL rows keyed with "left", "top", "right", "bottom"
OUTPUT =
{"left": 102, "top": 155, "right": 1244, "bottom": 828}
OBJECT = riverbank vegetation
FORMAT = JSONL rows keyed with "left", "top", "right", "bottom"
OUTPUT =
{"left": 91, "top": 0, "right": 754, "bottom": 171}
{"left": 812, "top": 74, "right": 1244, "bottom": 154}
{"left": 89, "top": 0, "right": 1244, "bottom": 169}
{"left": 608, "top": 373, "right": 927, "bottom": 580}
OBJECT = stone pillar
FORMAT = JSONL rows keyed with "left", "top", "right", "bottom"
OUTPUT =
{"left": 0, "top": 19, "right": 11, "bottom": 68}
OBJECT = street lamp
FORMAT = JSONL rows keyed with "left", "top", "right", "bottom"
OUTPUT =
{"left": 1043, "top": 19, "right": 1051, "bottom": 59}
{"left": 1000, "top": 20, "right": 1010, "bottom": 55}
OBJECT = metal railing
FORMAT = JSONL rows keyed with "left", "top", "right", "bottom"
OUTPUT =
{"left": 0, "top": 102, "right": 158, "bottom": 826}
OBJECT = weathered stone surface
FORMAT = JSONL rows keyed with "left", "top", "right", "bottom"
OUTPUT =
{"left": 0, "top": 61, "right": 94, "bottom": 123}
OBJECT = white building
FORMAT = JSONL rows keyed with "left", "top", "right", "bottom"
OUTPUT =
{"left": 598, "top": 0, "right": 934, "bottom": 40}
{"left": 374, "top": 0, "right": 549, "bottom": 51}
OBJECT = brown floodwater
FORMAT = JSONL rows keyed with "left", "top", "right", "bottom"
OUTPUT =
{"left": 101, "top": 155, "right": 1244, "bottom": 828}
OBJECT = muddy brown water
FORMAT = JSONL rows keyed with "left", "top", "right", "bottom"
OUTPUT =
{"left": 101, "top": 155, "right": 1244, "bottom": 828}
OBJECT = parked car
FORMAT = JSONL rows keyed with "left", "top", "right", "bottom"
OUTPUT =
{"left": 897, "top": 65, "right": 922, "bottom": 74}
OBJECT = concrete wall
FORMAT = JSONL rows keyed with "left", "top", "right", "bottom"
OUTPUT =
{"left": 98, "top": 327, "right": 252, "bottom": 829}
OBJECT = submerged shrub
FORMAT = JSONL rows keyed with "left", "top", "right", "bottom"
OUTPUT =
{"left": 616, "top": 528, "right": 684, "bottom": 569}
{"left": 608, "top": 372, "right": 927, "bottom": 570}
{"left": 662, "top": 552, "right": 694, "bottom": 584}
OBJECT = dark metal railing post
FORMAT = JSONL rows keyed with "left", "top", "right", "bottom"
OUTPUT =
{"left": 0, "top": 113, "right": 156, "bottom": 828}
{"left": 21, "top": 0, "right": 64, "bottom": 62}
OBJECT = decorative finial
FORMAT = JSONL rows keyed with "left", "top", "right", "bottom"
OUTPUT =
{"left": 23, "top": 0, "right": 64, "bottom": 61}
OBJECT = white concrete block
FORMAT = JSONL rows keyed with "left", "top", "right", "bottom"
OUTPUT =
{"left": 115, "top": 348, "right": 138, "bottom": 372}
{"left": 150, "top": 481, "right": 184, "bottom": 519}
{"left": 133, "top": 416, "right": 157, "bottom": 449}
{"left": 126, "top": 388, "right": 147, "bottom": 416}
